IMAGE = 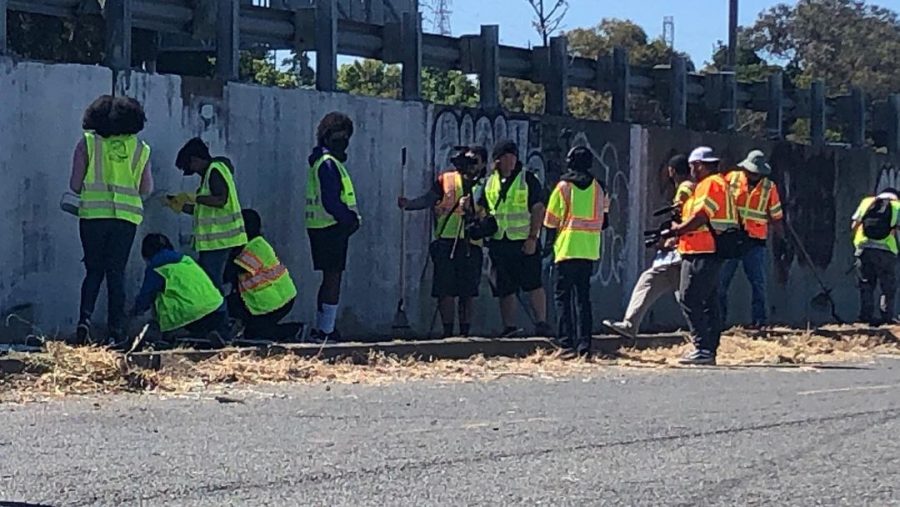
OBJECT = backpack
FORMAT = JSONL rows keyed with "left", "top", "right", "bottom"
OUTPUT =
{"left": 862, "top": 198, "right": 894, "bottom": 241}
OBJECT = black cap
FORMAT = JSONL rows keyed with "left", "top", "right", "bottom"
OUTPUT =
{"left": 492, "top": 140, "right": 518, "bottom": 161}
{"left": 567, "top": 146, "right": 593, "bottom": 172}
{"left": 667, "top": 153, "right": 690, "bottom": 176}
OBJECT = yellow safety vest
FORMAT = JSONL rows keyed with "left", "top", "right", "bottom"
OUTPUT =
{"left": 853, "top": 196, "right": 900, "bottom": 255}
{"left": 79, "top": 132, "right": 150, "bottom": 225}
{"left": 305, "top": 154, "right": 360, "bottom": 229}
{"left": 234, "top": 237, "right": 298, "bottom": 316}
{"left": 486, "top": 170, "right": 531, "bottom": 241}
{"left": 194, "top": 160, "right": 247, "bottom": 252}
{"left": 154, "top": 256, "right": 224, "bottom": 332}
{"left": 434, "top": 171, "right": 465, "bottom": 239}
{"left": 545, "top": 180, "right": 606, "bottom": 262}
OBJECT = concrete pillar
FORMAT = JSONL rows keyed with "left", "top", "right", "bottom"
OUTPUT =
{"left": 887, "top": 94, "right": 900, "bottom": 155}
{"left": 546, "top": 36, "right": 569, "bottom": 116}
{"left": 611, "top": 47, "right": 629, "bottom": 123}
{"left": 849, "top": 87, "right": 866, "bottom": 148}
{"left": 670, "top": 56, "right": 687, "bottom": 128}
{"left": 766, "top": 72, "right": 783, "bottom": 140}
{"left": 0, "top": 0, "right": 7, "bottom": 55}
{"left": 720, "top": 71, "right": 736, "bottom": 132}
{"left": 315, "top": 0, "right": 337, "bottom": 91}
{"left": 479, "top": 25, "right": 500, "bottom": 109}
{"left": 216, "top": 0, "right": 239, "bottom": 80}
{"left": 104, "top": 0, "right": 132, "bottom": 70}
{"left": 401, "top": 11, "right": 422, "bottom": 101}
{"left": 810, "top": 80, "right": 826, "bottom": 148}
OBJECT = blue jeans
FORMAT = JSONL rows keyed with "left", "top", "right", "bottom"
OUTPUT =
{"left": 719, "top": 244, "right": 767, "bottom": 325}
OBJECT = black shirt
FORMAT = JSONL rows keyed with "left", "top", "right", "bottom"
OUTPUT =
{"left": 477, "top": 164, "right": 545, "bottom": 212}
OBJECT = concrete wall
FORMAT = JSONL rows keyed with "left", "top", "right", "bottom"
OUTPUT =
{"left": 2, "top": 58, "right": 897, "bottom": 340}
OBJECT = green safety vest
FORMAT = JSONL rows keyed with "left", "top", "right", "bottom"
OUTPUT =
{"left": 854, "top": 196, "right": 900, "bottom": 255}
{"left": 485, "top": 170, "right": 531, "bottom": 241}
{"left": 79, "top": 132, "right": 150, "bottom": 225}
{"left": 234, "top": 236, "right": 298, "bottom": 316}
{"left": 305, "top": 154, "right": 359, "bottom": 229}
{"left": 549, "top": 181, "right": 606, "bottom": 262}
{"left": 154, "top": 256, "right": 224, "bottom": 332}
{"left": 194, "top": 160, "right": 247, "bottom": 252}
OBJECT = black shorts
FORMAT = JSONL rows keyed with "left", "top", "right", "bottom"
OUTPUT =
{"left": 430, "top": 240, "right": 483, "bottom": 298}
{"left": 488, "top": 240, "right": 544, "bottom": 297}
{"left": 308, "top": 225, "right": 350, "bottom": 272}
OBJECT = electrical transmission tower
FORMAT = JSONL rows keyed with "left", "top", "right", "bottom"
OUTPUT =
{"left": 430, "top": 0, "right": 452, "bottom": 35}
{"left": 663, "top": 16, "right": 675, "bottom": 49}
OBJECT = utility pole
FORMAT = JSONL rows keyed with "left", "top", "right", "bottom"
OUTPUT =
{"left": 727, "top": 0, "right": 738, "bottom": 69}
{"left": 663, "top": 16, "right": 674, "bottom": 49}
{"left": 431, "top": 0, "right": 452, "bottom": 35}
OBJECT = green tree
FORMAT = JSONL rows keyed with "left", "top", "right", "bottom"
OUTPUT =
{"left": 338, "top": 59, "right": 479, "bottom": 106}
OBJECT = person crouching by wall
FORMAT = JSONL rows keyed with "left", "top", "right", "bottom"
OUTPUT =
{"left": 224, "top": 209, "right": 299, "bottom": 341}
{"left": 70, "top": 95, "right": 153, "bottom": 348}
{"left": 131, "top": 234, "right": 228, "bottom": 349}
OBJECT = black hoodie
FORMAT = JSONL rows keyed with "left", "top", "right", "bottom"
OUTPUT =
{"left": 559, "top": 170, "right": 610, "bottom": 230}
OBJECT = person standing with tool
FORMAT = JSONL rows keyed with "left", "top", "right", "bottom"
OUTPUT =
{"left": 850, "top": 188, "right": 900, "bottom": 325}
{"left": 170, "top": 138, "right": 248, "bottom": 301}
{"left": 543, "top": 147, "right": 609, "bottom": 356}
{"left": 70, "top": 95, "right": 153, "bottom": 348}
{"left": 305, "top": 112, "right": 360, "bottom": 343}
{"left": 603, "top": 153, "right": 693, "bottom": 338}
{"left": 719, "top": 150, "right": 784, "bottom": 328}
{"left": 667, "top": 147, "right": 739, "bottom": 365}
{"left": 398, "top": 146, "right": 488, "bottom": 337}
{"left": 480, "top": 140, "right": 552, "bottom": 337}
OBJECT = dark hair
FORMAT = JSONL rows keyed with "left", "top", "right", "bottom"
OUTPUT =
{"left": 668, "top": 154, "right": 690, "bottom": 177}
{"left": 141, "top": 233, "right": 173, "bottom": 260}
{"left": 492, "top": 140, "right": 518, "bottom": 161}
{"left": 82, "top": 95, "right": 115, "bottom": 137}
{"left": 567, "top": 146, "right": 593, "bottom": 172}
{"left": 242, "top": 209, "right": 262, "bottom": 238}
{"left": 109, "top": 96, "right": 146, "bottom": 135}
{"left": 316, "top": 112, "right": 354, "bottom": 146}
{"left": 468, "top": 145, "right": 488, "bottom": 163}
{"left": 176, "top": 137, "right": 211, "bottom": 170}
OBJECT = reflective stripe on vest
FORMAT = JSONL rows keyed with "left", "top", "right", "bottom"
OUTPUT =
{"left": 305, "top": 154, "right": 360, "bottom": 229}
{"left": 854, "top": 196, "right": 900, "bottom": 254}
{"left": 486, "top": 170, "right": 531, "bottom": 241}
{"left": 79, "top": 132, "right": 149, "bottom": 225}
{"left": 553, "top": 181, "right": 605, "bottom": 262}
{"left": 193, "top": 160, "right": 247, "bottom": 251}
{"left": 729, "top": 171, "right": 773, "bottom": 239}
{"left": 235, "top": 237, "right": 298, "bottom": 316}
{"left": 153, "top": 256, "right": 224, "bottom": 332}
{"left": 435, "top": 171, "right": 464, "bottom": 239}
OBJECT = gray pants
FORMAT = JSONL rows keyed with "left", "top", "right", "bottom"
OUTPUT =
{"left": 623, "top": 262, "right": 682, "bottom": 330}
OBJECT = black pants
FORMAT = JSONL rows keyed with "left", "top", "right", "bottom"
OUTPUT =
{"left": 78, "top": 219, "right": 137, "bottom": 332}
{"left": 184, "top": 310, "right": 228, "bottom": 337}
{"left": 554, "top": 260, "right": 593, "bottom": 352}
{"left": 679, "top": 254, "right": 724, "bottom": 354}
{"left": 227, "top": 294, "right": 297, "bottom": 339}
{"left": 857, "top": 248, "right": 897, "bottom": 324}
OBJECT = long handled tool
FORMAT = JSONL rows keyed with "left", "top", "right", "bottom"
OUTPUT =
{"left": 785, "top": 220, "right": 844, "bottom": 324}
{"left": 392, "top": 148, "right": 411, "bottom": 331}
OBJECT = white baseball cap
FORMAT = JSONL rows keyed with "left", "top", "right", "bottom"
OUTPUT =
{"left": 688, "top": 146, "right": 720, "bottom": 164}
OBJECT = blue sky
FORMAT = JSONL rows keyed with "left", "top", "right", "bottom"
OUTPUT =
{"left": 440, "top": 0, "right": 900, "bottom": 66}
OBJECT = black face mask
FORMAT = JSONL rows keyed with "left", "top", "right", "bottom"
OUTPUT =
{"left": 325, "top": 133, "right": 350, "bottom": 161}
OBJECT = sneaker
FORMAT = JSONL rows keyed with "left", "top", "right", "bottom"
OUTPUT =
{"left": 534, "top": 321, "right": 553, "bottom": 337}
{"left": 678, "top": 349, "right": 716, "bottom": 365}
{"left": 602, "top": 320, "right": 635, "bottom": 339}
{"left": 500, "top": 327, "right": 522, "bottom": 338}
{"left": 306, "top": 329, "right": 340, "bottom": 344}
{"left": 75, "top": 320, "right": 92, "bottom": 346}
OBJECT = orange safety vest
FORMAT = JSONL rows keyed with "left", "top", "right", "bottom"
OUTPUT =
{"left": 434, "top": 170, "right": 465, "bottom": 239}
{"left": 678, "top": 173, "right": 737, "bottom": 255}
{"left": 727, "top": 170, "right": 783, "bottom": 240}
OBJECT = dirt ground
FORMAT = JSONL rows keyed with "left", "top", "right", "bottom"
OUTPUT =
{"left": 1, "top": 326, "right": 898, "bottom": 401}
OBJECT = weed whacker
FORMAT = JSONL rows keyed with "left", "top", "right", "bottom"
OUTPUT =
{"left": 785, "top": 221, "right": 844, "bottom": 324}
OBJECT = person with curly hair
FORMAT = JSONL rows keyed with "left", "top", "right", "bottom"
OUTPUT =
{"left": 305, "top": 112, "right": 360, "bottom": 342}
{"left": 69, "top": 95, "right": 153, "bottom": 348}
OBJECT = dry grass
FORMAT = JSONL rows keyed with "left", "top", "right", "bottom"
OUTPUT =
{"left": 2, "top": 328, "right": 898, "bottom": 401}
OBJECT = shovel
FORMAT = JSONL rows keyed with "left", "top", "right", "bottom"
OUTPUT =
{"left": 785, "top": 221, "right": 844, "bottom": 324}
{"left": 392, "top": 147, "right": 411, "bottom": 331}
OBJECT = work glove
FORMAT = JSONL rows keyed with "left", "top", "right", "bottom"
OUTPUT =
{"left": 163, "top": 192, "right": 196, "bottom": 213}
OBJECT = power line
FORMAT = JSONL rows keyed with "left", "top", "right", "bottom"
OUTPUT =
{"left": 428, "top": 0, "right": 452, "bottom": 35}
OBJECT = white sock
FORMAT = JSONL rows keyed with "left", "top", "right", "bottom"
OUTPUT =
{"left": 315, "top": 309, "right": 326, "bottom": 332}
{"left": 321, "top": 304, "right": 339, "bottom": 334}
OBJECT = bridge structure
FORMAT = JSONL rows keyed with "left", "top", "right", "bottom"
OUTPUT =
{"left": 2, "top": 0, "right": 900, "bottom": 152}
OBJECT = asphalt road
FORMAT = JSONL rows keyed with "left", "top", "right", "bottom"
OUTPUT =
{"left": 1, "top": 359, "right": 899, "bottom": 506}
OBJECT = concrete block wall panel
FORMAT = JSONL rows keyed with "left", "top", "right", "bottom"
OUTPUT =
{"left": 0, "top": 59, "right": 113, "bottom": 336}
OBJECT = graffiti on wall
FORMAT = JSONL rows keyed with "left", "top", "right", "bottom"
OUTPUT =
{"left": 875, "top": 163, "right": 900, "bottom": 193}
